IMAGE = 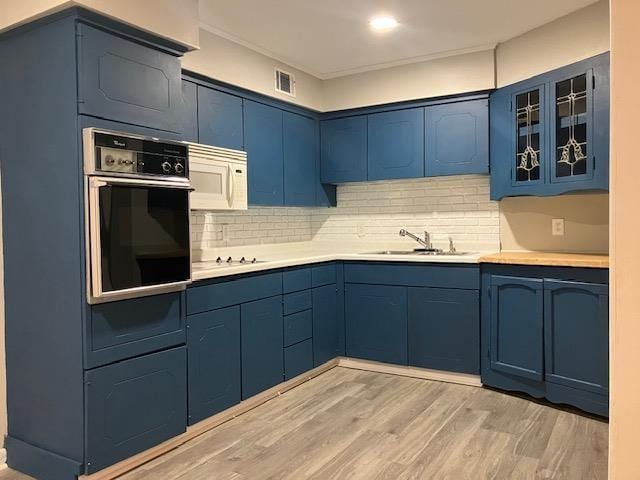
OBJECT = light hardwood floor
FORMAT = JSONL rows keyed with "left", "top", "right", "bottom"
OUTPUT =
{"left": 0, "top": 367, "right": 608, "bottom": 480}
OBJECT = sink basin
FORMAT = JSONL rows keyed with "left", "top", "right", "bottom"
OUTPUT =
{"left": 366, "top": 250, "right": 470, "bottom": 256}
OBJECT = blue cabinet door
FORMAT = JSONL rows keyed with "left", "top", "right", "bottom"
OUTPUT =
{"left": 489, "top": 275, "right": 544, "bottom": 381}
{"left": 312, "top": 283, "right": 344, "bottom": 366}
{"left": 187, "top": 306, "right": 241, "bottom": 425}
{"left": 244, "top": 100, "right": 284, "bottom": 205}
{"left": 490, "top": 53, "right": 609, "bottom": 200}
{"left": 76, "top": 24, "right": 182, "bottom": 133}
{"left": 425, "top": 99, "right": 488, "bottom": 176}
{"left": 321, "top": 116, "right": 367, "bottom": 183}
{"left": 241, "top": 296, "right": 284, "bottom": 398}
{"left": 85, "top": 347, "right": 187, "bottom": 473}
{"left": 197, "top": 86, "right": 244, "bottom": 150}
{"left": 408, "top": 288, "right": 479, "bottom": 374}
{"left": 368, "top": 108, "right": 424, "bottom": 180}
{"left": 345, "top": 284, "right": 407, "bottom": 365}
{"left": 180, "top": 80, "right": 198, "bottom": 142}
{"left": 283, "top": 111, "right": 317, "bottom": 205}
{"left": 284, "top": 339, "right": 314, "bottom": 380}
{"left": 544, "top": 280, "right": 608, "bottom": 395}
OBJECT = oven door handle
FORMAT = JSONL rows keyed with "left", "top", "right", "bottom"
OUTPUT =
{"left": 89, "top": 176, "right": 194, "bottom": 190}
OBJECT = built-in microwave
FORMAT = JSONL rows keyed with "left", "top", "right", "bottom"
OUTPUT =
{"left": 187, "top": 142, "right": 248, "bottom": 211}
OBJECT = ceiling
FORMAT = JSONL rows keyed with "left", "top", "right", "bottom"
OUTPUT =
{"left": 198, "top": 0, "right": 599, "bottom": 79}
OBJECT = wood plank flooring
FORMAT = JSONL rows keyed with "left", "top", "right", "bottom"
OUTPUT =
{"left": 0, "top": 367, "right": 608, "bottom": 480}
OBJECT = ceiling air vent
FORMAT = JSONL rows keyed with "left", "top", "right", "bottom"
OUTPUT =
{"left": 275, "top": 68, "right": 296, "bottom": 97}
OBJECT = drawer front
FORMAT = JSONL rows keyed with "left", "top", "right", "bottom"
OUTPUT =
{"left": 87, "top": 292, "right": 185, "bottom": 368}
{"left": 283, "top": 290, "right": 312, "bottom": 315}
{"left": 77, "top": 24, "right": 182, "bottom": 133}
{"left": 85, "top": 347, "right": 187, "bottom": 473}
{"left": 283, "top": 268, "right": 311, "bottom": 294}
{"left": 187, "top": 272, "right": 283, "bottom": 314}
{"left": 344, "top": 262, "right": 479, "bottom": 290}
{"left": 284, "top": 309, "right": 313, "bottom": 347}
{"left": 312, "top": 263, "right": 337, "bottom": 287}
{"left": 284, "top": 339, "right": 313, "bottom": 380}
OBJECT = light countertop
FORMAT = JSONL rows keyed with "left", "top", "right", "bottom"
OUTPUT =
{"left": 191, "top": 243, "right": 610, "bottom": 281}
{"left": 479, "top": 251, "right": 609, "bottom": 269}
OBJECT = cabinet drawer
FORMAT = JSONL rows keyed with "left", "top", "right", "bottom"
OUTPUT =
{"left": 87, "top": 292, "right": 185, "bottom": 368}
{"left": 85, "top": 347, "right": 187, "bottom": 473}
{"left": 187, "top": 272, "right": 283, "bottom": 314}
{"left": 344, "top": 262, "right": 479, "bottom": 290}
{"left": 283, "top": 268, "right": 311, "bottom": 293}
{"left": 284, "top": 309, "right": 312, "bottom": 347}
{"left": 284, "top": 339, "right": 313, "bottom": 380}
{"left": 312, "top": 263, "right": 337, "bottom": 287}
{"left": 283, "top": 290, "right": 312, "bottom": 315}
{"left": 77, "top": 24, "right": 182, "bottom": 133}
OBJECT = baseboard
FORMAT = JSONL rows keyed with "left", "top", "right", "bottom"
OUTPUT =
{"left": 79, "top": 358, "right": 339, "bottom": 480}
{"left": 337, "top": 357, "right": 483, "bottom": 387}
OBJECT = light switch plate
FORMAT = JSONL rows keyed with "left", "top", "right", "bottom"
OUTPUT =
{"left": 552, "top": 218, "right": 565, "bottom": 236}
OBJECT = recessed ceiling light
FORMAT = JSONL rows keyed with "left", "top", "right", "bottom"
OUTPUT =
{"left": 369, "top": 15, "right": 398, "bottom": 32}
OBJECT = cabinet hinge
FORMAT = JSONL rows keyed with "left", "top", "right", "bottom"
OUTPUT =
{"left": 509, "top": 100, "right": 513, "bottom": 112}
{"left": 487, "top": 286, "right": 491, "bottom": 298}
{"left": 593, "top": 156, "right": 596, "bottom": 170}
{"left": 487, "top": 350, "right": 491, "bottom": 359}
{"left": 592, "top": 74, "right": 596, "bottom": 89}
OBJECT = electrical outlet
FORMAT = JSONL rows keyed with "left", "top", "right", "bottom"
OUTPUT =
{"left": 357, "top": 223, "right": 366, "bottom": 238}
{"left": 551, "top": 218, "right": 565, "bottom": 236}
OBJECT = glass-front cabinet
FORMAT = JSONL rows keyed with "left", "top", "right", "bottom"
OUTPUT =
{"left": 490, "top": 53, "right": 609, "bottom": 200}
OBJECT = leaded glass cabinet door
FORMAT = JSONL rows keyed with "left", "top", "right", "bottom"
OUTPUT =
{"left": 511, "top": 85, "right": 546, "bottom": 187}
{"left": 549, "top": 69, "right": 594, "bottom": 183}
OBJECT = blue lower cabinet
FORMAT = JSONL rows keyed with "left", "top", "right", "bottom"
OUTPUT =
{"left": 283, "top": 290, "right": 312, "bottom": 315}
{"left": 425, "top": 99, "right": 488, "bottom": 176}
{"left": 187, "top": 306, "right": 241, "bottom": 425}
{"left": 84, "top": 347, "right": 187, "bottom": 474}
{"left": 312, "top": 284, "right": 344, "bottom": 366}
{"left": 284, "top": 309, "right": 313, "bottom": 347}
{"left": 284, "top": 339, "right": 314, "bottom": 380}
{"left": 345, "top": 284, "right": 408, "bottom": 365}
{"left": 241, "top": 296, "right": 284, "bottom": 398}
{"left": 544, "top": 280, "right": 609, "bottom": 395}
{"left": 87, "top": 292, "right": 185, "bottom": 368}
{"left": 489, "top": 275, "right": 544, "bottom": 381}
{"left": 367, "top": 107, "right": 424, "bottom": 180}
{"left": 408, "top": 288, "right": 479, "bottom": 374}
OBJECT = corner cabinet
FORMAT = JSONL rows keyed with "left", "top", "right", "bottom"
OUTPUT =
{"left": 490, "top": 52, "right": 610, "bottom": 199}
{"left": 481, "top": 264, "right": 609, "bottom": 416}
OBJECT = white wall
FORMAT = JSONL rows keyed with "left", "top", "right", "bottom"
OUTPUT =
{"left": 183, "top": 29, "right": 324, "bottom": 111}
{"left": 496, "top": 0, "right": 609, "bottom": 87}
{"left": 322, "top": 49, "right": 495, "bottom": 112}
{"left": 0, "top": 0, "right": 200, "bottom": 49}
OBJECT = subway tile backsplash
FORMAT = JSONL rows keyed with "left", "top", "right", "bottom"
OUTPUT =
{"left": 191, "top": 175, "right": 500, "bottom": 252}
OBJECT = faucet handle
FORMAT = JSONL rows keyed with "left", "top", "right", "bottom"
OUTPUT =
{"left": 399, "top": 228, "right": 407, "bottom": 237}
{"left": 448, "top": 236, "right": 456, "bottom": 253}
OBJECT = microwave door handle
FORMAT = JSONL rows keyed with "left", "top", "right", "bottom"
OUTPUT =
{"left": 227, "top": 164, "right": 234, "bottom": 207}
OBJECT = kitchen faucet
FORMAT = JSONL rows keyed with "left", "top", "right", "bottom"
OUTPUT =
{"left": 399, "top": 228, "right": 434, "bottom": 250}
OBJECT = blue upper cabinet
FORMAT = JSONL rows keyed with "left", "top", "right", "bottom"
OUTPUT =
{"left": 197, "top": 86, "right": 244, "bottom": 150}
{"left": 180, "top": 80, "right": 198, "bottom": 143}
{"left": 544, "top": 280, "right": 609, "bottom": 396}
{"left": 76, "top": 23, "right": 183, "bottom": 133}
{"left": 489, "top": 275, "right": 544, "bottom": 381}
{"left": 368, "top": 108, "right": 424, "bottom": 180}
{"left": 425, "top": 99, "right": 488, "bottom": 176}
{"left": 490, "top": 52, "right": 609, "bottom": 199}
{"left": 243, "top": 100, "right": 284, "bottom": 205}
{"left": 321, "top": 116, "right": 368, "bottom": 183}
{"left": 283, "top": 112, "right": 318, "bottom": 206}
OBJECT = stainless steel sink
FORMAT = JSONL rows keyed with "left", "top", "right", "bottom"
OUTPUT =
{"left": 366, "top": 250, "right": 470, "bottom": 256}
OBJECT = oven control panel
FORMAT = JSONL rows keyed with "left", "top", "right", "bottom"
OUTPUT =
{"left": 91, "top": 131, "right": 188, "bottom": 179}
